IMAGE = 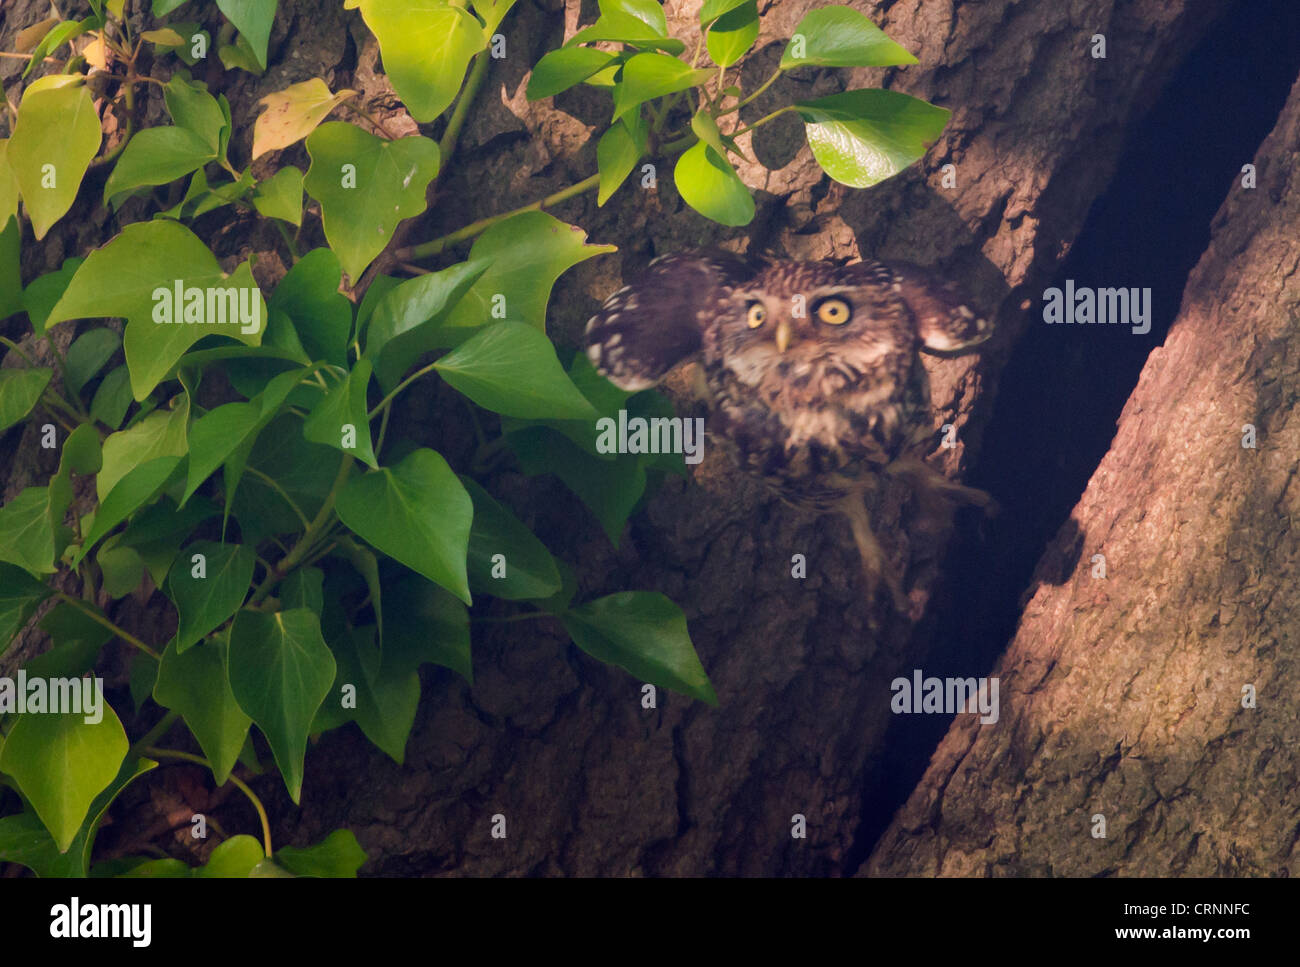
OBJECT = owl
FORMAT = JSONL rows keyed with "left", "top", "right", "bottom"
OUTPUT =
{"left": 584, "top": 250, "right": 993, "bottom": 612}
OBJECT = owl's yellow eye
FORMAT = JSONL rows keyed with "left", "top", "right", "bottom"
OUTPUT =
{"left": 815, "top": 297, "right": 852, "bottom": 325}
{"left": 746, "top": 302, "right": 767, "bottom": 328}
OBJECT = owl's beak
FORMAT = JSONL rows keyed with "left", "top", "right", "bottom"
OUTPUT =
{"left": 775, "top": 319, "right": 792, "bottom": 353}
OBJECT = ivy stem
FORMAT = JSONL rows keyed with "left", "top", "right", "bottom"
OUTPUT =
{"left": 144, "top": 747, "right": 274, "bottom": 857}
{"left": 730, "top": 104, "right": 795, "bottom": 139}
{"left": 439, "top": 50, "right": 489, "bottom": 165}
{"left": 128, "top": 710, "right": 178, "bottom": 760}
{"left": 54, "top": 592, "right": 161, "bottom": 660}
{"left": 367, "top": 360, "right": 439, "bottom": 420}
{"left": 244, "top": 466, "right": 312, "bottom": 530}
{"left": 715, "top": 66, "right": 783, "bottom": 118}
{"left": 248, "top": 455, "right": 354, "bottom": 606}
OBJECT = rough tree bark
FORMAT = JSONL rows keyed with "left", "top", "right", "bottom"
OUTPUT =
{"left": 0, "top": 0, "right": 1251, "bottom": 876}
{"left": 865, "top": 70, "right": 1300, "bottom": 879}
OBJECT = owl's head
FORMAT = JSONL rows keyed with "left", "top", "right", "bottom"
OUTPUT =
{"left": 706, "top": 261, "right": 918, "bottom": 389}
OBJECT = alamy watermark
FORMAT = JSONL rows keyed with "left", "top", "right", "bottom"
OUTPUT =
{"left": 1042, "top": 280, "right": 1151, "bottom": 334}
{"left": 151, "top": 280, "right": 261, "bottom": 334}
{"left": 0, "top": 673, "right": 104, "bottom": 724}
{"left": 890, "top": 669, "right": 999, "bottom": 725}
{"left": 595, "top": 409, "right": 705, "bottom": 465}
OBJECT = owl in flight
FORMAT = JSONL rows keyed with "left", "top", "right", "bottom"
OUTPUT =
{"left": 584, "top": 250, "right": 993, "bottom": 612}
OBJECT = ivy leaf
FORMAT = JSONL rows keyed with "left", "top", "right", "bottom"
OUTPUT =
{"left": 90, "top": 367, "right": 132, "bottom": 430}
{"left": 165, "top": 541, "right": 256, "bottom": 653}
{"left": 0, "top": 757, "right": 155, "bottom": 877}
{"left": 73, "top": 456, "right": 184, "bottom": 566}
{"left": 46, "top": 221, "right": 267, "bottom": 401}
{"left": 275, "top": 829, "right": 367, "bottom": 877}
{"left": 0, "top": 488, "right": 59, "bottom": 575}
{"left": 562, "top": 592, "right": 716, "bottom": 704}
{"left": 304, "top": 123, "right": 441, "bottom": 284}
{"left": 215, "top": 0, "right": 278, "bottom": 71}
{"left": 706, "top": 0, "right": 758, "bottom": 68}
{"left": 434, "top": 321, "right": 597, "bottom": 420}
{"left": 0, "top": 564, "right": 54, "bottom": 657}
{"left": 459, "top": 476, "right": 561, "bottom": 600}
{"left": 103, "top": 128, "right": 215, "bottom": 207}
{"left": 163, "top": 74, "right": 228, "bottom": 153}
{"left": 795, "top": 89, "right": 950, "bottom": 188}
{"left": 0, "top": 368, "right": 53, "bottom": 433}
{"left": 781, "top": 6, "right": 917, "bottom": 69}
{"left": 0, "top": 143, "right": 20, "bottom": 232}
{"left": 699, "top": 0, "right": 750, "bottom": 25}
{"left": 363, "top": 259, "right": 489, "bottom": 394}
{"left": 196, "top": 834, "right": 265, "bottom": 877}
{"left": 153, "top": 634, "right": 251, "bottom": 785}
{"left": 348, "top": 0, "right": 486, "bottom": 122}
{"left": 251, "top": 165, "right": 304, "bottom": 225}
{"left": 228, "top": 414, "right": 340, "bottom": 545}
{"left": 527, "top": 48, "right": 616, "bottom": 100}
{"left": 596, "top": 113, "right": 646, "bottom": 205}
{"left": 23, "top": 21, "right": 90, "bottom": 79}
{"left": 302, "top": 360, "right": 378, "bottom": 469}
{"left": 227, "top": 607, "right": 336, "bottom": 804}
{"left": 5, "top": 77, "right": 101, "bottom": 240}
{"left": 443, "top": 211, "right": 616, "bottom": 333}
{"left": 64, "top": 328, "right": 121, "bottom": 398}
{"left": 97, "top": 543, "right": 144, "bottom": 598}
{"left": 0, "top": 706, "right": 130, "bottom": 852}
{"left": 567, "top": 11, "right": 685, "bottom": 54}
{"left": 268, "top": 248, "right": 352, "bottom": 367}
{"left": 611, "top": 53, "right": 712, "bottom": 122}
{"left": 673, "top": 140, "right": 754, "bottom": 226}
{"left": 382, "top": 574, "right": 471, "bottom": 682}
{"left": 98, "top": 400, "right": 189, "bottom": 501}
{"left": 252, "top": 79, "right": 355, "bottom": 159}
{"left": 21, "top": 257, "right": 83, "bottom": 335}
{"left": 326, "top": 626, "right": 419, "bottom": 764}
{"left": 335, "top": 448, "right": 473, "bottom": 604}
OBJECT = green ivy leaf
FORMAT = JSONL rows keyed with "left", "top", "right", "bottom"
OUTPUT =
{"left": 673, "top": 140, "right": 754, "bottom": 226}
{"left": 459, "top": 476, "right": 561, "bottom": 600}
{"left": 567, "top": 11, "right": 685, "bottom": 54}
{"left": 5, "top": 77, "right": 101, "bottom": 239}
{"left": 90, "top": 366, "right": 132, "bottom": 430}
{"left": 434, "top": 321, "right": 598, "bottom": 420}
{"left": 153, "top": 633, "right": 251, "bottom": 784}
{"left": 562, "top": 592, "right": 716, "bottom": 704}
{"left": 328, "top": 537, "right": 382, "bottom": 643}
{"left": 103, "top": 128, "right": 215, "bottom": 207}
{"left": 795, "top": 89, "right": 949, "bottom": 188}
{"left": 228, "top": 414, "right": 340, "bottom": 545}
{"left": 22, "top": 257, "right": 84, "bottom": 335}
{"left": 267, "top": 249, "right": 351, "bottom": 367}
{"left": 326, "top": 625, "right": 418, "bottom": 764}
{"left": 251, "top": 165, "right": 304, "bottom": 224}
{"left": 611, "top": 53, "right": 712, "bottom": 122}
{"left": 215, "top": 0, "right": 278, "bottom": 71}
{"left": 706, "top": 0, "right": 758, "bottom": 68}
{"left": 0, "top": 564, "right": 54, "bottom": 657}
{"left": 304, "top": 123, "right": 441, "bottom": 283}
{"left": 0, "top": 144, "right": 20, "bottom": 237}
{"left": 98, "top": 400, "right": 189, "bottom": 501}
{"left": 781, "top": 6, "right": 917, "bottom": 69}
{"left": 527, "top": 48, "right": 616, "bottom": 100}
{"left": 302, "top": 360, "right": 378, "bottom": 469}
{"left": 336, "top": 448, "right": 473, "bottom": 604}
{"left": 165, "top": 541, "right": 256, "bottom": 653}
{"left": 363, "top": 259, "right": 489, "bottom": 393}
{"left": 23, "top": 21, "right": 89, "bottom": 79}
{"left": 699, "top": 0, "right": 750, "bottom": 25}
{"left": 443, "top": 211, "right": 616, "bottom": 332}
{"left": 0, "top": 368, "right": 53, "bottom": 432}
{"left": 46, "top": 221, "right": 267, "bottom": 401}
{"left": 275, "top": 828, "right": 367, "bottom": 877}
{"left": 381, "top": 573, "right": 472, "bottom": 682}
{"left": 64, "top": 328, "right": 121, "bottom": 398}
{"left": 74, "top": 456, "right": 184, "bottom": 566}
{"left": 97, "top": 543, "right": 144, "bottom": 597}
{"left": 227, "top": 607, "right": 336, "bottom": 804}
{"left": 0, "top": 488, "right": 59, "bottom": 575}
{"left": 196, "top": 833, "right": 265, "bottom": 876}
{"left": 595, "top": 113, "right": 646, "bottom": 206}
{"left": 347, "top": 0, "right": 486, "bottom": 122}
{"left": 0, "top": 706, "right": 130, "bottom": 852}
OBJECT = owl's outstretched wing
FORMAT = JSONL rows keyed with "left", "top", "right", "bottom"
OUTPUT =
{"left": 584, "top": 250, "right": 760, "bottom": 391}
{"left": 883, "top": 261, "right": 993, "bottom": 356}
